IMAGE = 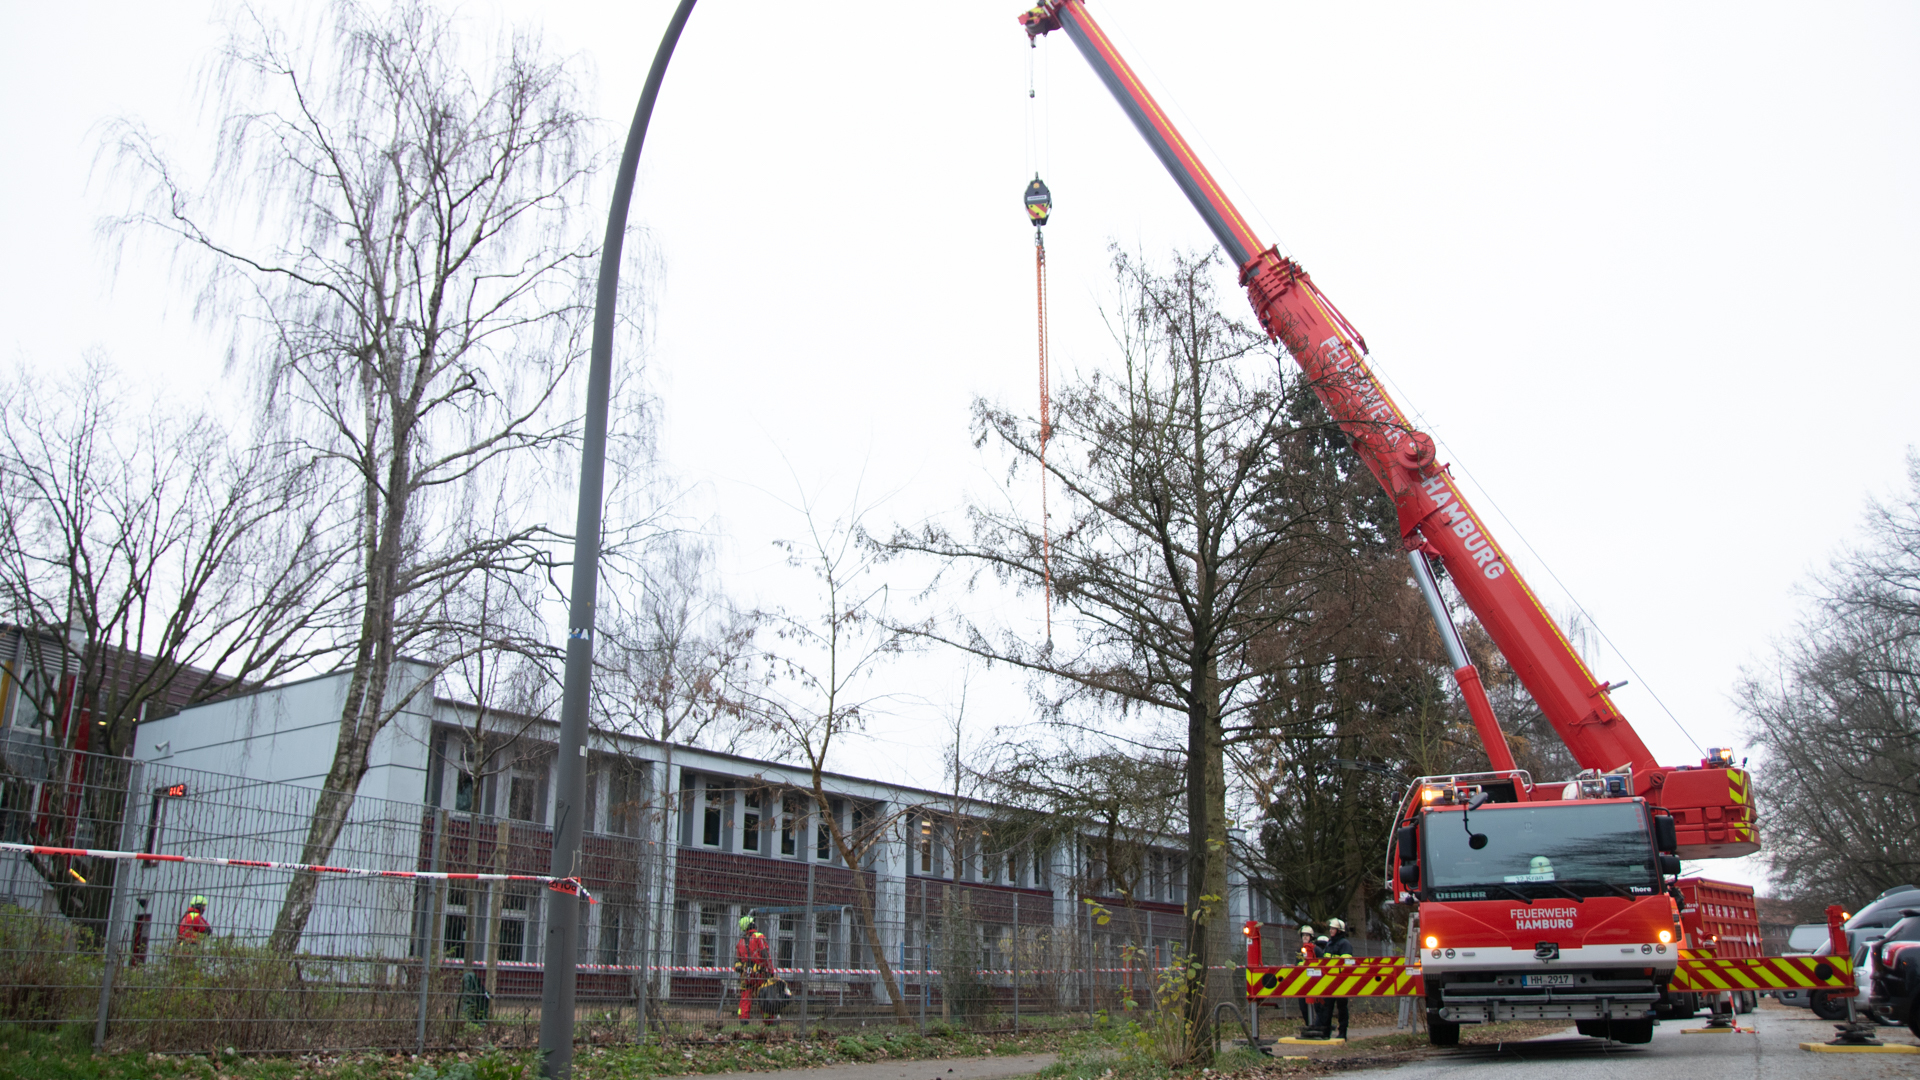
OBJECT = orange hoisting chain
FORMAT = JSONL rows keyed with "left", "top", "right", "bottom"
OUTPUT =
{"left": 1024, "top": 176, "right": 1054, "bottom": 638}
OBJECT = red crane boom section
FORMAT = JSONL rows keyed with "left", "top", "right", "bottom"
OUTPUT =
{"left": 1020, "top": 1, "right": 1754, "bottom": 858}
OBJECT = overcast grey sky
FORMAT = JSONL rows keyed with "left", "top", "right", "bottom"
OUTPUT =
{"left": 4, "top": 2, "right": 1916, "bottom": 889}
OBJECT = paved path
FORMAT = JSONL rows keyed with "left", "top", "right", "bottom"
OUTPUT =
{"left": 699, "top": 1053, "right": 1058, "bottom": 1080}
{"left": 1334, "top": 1005, "right": 1919, "bottom": 1079}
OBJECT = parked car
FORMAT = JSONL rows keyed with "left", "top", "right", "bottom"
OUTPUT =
{"left": 1775, "top": 885, "right": 1920, "bottom": 1019}
{"left": 1864, "top": 911, "right": 1920, "bottom": 1037}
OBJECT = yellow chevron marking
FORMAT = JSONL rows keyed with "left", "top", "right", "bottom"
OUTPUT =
{"left": 1672, "top": 956, "right": 1852, "bottom": 992}
{"left": 1244, "top": 962, "right": 1423, "bottom": 999}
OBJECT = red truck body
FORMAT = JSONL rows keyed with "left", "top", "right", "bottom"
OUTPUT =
{"left": 1676, "top": 877, "right": 1760, "bottom": 959}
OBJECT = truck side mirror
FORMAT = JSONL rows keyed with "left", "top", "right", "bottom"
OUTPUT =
{"left": 1659, "top": 853, "right": 1681, "bottom": 876}
{"left": 1396, "top": 824, "right": 1418, "bottom": 866}
{"left": 1653, "top": 815, "right": 1677, "bottom": 854}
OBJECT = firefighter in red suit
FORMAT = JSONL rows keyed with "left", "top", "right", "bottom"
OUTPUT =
{"left": 177, "top": 896, "right": 212, "bottom": 943}
{"left": 734, "top": 915, "right": 773, "bottom": 1023}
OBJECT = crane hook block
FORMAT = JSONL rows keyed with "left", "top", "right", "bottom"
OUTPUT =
{"left": 1025, "top": 176, "right": 1052, "bottom": 227}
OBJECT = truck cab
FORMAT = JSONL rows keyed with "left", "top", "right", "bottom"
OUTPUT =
{"left": 1391, "top": 775, "right": 1683, "bottom": 1045}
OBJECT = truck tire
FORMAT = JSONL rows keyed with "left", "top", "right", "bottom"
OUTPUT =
{"left": 1575, "top": 1019, "right": 1607, "bottom": 1038}
{"left": 1735, "top": 991, "right": 1756, "bottom": 1014}
{"left": 1908, "top": 992, "right": 1919, "bottom": 1040}
{"left": 1810, "top": 991, "right": 1849, "bottom": 1021}
{"left": 1426, "top": 1011, "right": 1460, "bottom": 1047}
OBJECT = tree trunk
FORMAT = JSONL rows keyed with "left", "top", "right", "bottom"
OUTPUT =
{"left": 269, "top": 430, "right": 409, "bottom": 955}
{"left": 1181, "top": 678, "right": 1229, "bottom": 1064}
{"left": 819, "top": 795, "right": 911, "bottom": 1020}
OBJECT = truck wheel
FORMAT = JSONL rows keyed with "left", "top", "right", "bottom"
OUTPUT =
{"left": 1735, "top": 991, "right": 1755, "bottom": 1015}
{"left": 1810, "top": 991, "right": 1849, "bottom": 1021}
{"left": 1908, "top": 992, "right": 1919, "bottom": 1040}
{"left": 1575, "top": 1019, "right": 1607, "bottom": 1038}
{"left": 1426, "top": 1011, "right": 1460, "bottom": 1047}
{"left": 1609, "top": 1019, "right": 1655, "bottom": 1044}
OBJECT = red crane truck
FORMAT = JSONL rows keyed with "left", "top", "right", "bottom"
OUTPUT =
{"left": 1017, "top": 0, "right": 1853, "bottom": 1047}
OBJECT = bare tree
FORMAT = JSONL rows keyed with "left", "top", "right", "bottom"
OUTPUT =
{"left": 110, "top": 0, "right": 603, "bottom": 953}
{"left": 1739, "top": 454, "right": 1920, "bottom": 902}
{"left": 0, "top": 357, "right": 348, "bottom": 927}
{"left": 0, "top": 357, "right": 347, "bottom": 747}
{"left": 744, "top": 492, "right": 916, "bottom": 1019}
{"left": 593, "top": 536, "right": 758, "bottom": 753}
{"left": 887, "top": 249, "right": 1351, "bottom": 1060}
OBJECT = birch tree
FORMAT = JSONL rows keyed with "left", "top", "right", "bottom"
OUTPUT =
{"left": 111, "top": 0, "right": 601, "bottom": 953}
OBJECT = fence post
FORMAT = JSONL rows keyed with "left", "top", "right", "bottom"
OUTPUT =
{"left": 633, "top": 833, "right": 651, "bottom": 1043}
{"left": 418, "top": 808, "right": 446, "bottom": 1053}
{"left": 1084, "top": 894, "right": 1094, "bottom": 1022}
{"left": 1010, "top": 891, "right": 1019, "bottom": 1033}
{"left": 93, "top": 758, "right": 143, "bottom": 1052}
{"left": 925, "top": 876, "right": 933, "bottom": 1022}
{"left": 799, "top": 853, "right": 815, "bottom": 1032}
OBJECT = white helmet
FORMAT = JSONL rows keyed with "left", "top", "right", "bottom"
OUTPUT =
{"left": 1327, "top": 918, "right": 1347, "bottom": 931}
{"left": 1299, "top": 924, "right": 1315, "bottom": 937}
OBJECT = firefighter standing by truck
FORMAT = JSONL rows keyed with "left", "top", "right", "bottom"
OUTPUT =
{"left": 734, "top": 916, "right": 774, "bottom": 1024}
{"left": 1295, "top": 926, "right": 1317, "bottom": 1028}
{"left": 1314, "top": 919, "right": 1354, "bottom": 1040}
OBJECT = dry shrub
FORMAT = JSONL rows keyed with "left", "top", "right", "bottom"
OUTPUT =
{"left": 0, "top": 904, "right": 103, "bottom": 1028}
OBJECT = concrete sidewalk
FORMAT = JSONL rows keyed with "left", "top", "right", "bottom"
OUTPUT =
{"left": 700, "top": 1053, "right": 1058, "bottom": 1080}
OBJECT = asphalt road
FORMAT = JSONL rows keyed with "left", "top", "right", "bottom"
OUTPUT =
{"left": 1339, "top": 1005, "right": 1920, "bottom": 1079}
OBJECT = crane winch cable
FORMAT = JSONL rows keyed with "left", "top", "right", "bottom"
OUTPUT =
{"left": 1025, "top": 176, "right": 1054, "bottom": 639}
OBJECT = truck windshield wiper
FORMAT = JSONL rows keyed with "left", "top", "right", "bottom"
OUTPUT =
{"left": 1531, "top": 881, "right": 1587, "bottom": 904}
{"left": 1476, "top": 883, "right": 1534, "bottom": 904}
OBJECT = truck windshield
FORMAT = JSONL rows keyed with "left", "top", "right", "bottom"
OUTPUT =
{"left": 1422, "top": 801, "right": 1659, "bottom": 901}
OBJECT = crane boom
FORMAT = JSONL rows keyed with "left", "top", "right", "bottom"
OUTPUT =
{"left": 1020, "top": 0, "right": 1754, "bottom": 858}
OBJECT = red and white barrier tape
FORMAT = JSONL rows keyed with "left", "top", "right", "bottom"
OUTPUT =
{"left": 0, "top": 841, "right": 593, "bottom": 902}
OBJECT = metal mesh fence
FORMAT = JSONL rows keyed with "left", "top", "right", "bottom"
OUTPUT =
{"left": 0, "top": 744, "right": 1252, "bottom": 1053}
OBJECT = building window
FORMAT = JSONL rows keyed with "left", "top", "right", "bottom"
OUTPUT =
{"left": 816, "top": 806, "right": 832, "bottom": 862}
{"left": 814, "top": 912, "right": 835, "bottom": 968}
{"left": 600, "top": 905, "right": 626, "bottom": 967}
{"left": 444, "top": 886, "right": 470, "bottom": 960}
{"left": 607, "top": 769, "right": 641, "bottom": 837}
{"left": 697, "top": 907, "right": 720, "bottom": 968}
{"left": 919, "top": 819, "right": 933, "bottom": 873}
{"left": 781, "top": 796, "right": 801, "bottom": 857}
{"left": 508, "top": 775, "right": 539, "bottom": 822}
{"left": 454, "top": 770, "right": 476, "bottom": 813}
{"left": 743, "top": 792, "right": 762, "bottom": 852}
{"left": 0, "top": 778, "right": 39, "bottom": 843}
{"left": 498, "top": 890, "right": 529, "bottom": 962}
{"left": 702, "top": 783, "right": 725, "bottom": 847}
{"left": 1033, "top": 847, "right": 1047, "bottom": 888}
{"left": 776, "top": 914, "right": 797, "bottom": 966}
